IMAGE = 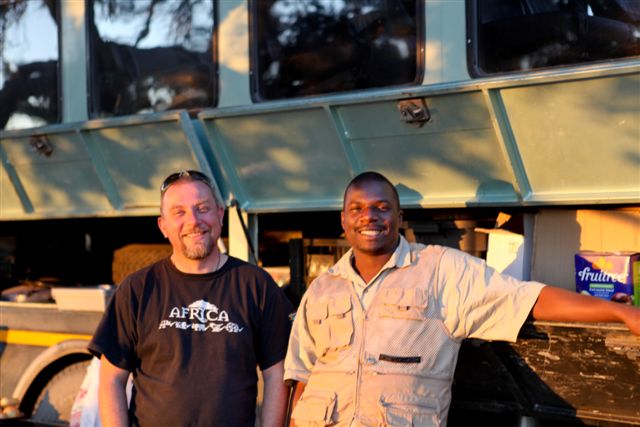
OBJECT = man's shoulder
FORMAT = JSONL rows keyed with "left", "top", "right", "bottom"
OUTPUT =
{"left": 431, "top": 244, "right": 483, "bottom": 266}
{"left": 304, "top": 269, "right": 350, "bottom": 301}
{"left": 411, "top": 243, "right": 472, "bottom": 264}
{"left": 410, "top": 242, "right": 447, "bottom": 254}
{"left": 225, "top": 256, "right": 272, "bottom": 278}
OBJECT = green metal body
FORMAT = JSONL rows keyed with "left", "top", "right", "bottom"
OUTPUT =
{"left": 2, "top": 63, "right": 638, "bottom": 219}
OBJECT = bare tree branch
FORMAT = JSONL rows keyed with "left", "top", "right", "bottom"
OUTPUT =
{"left": 134, "top": 0, "right": 161, "bottom": 46}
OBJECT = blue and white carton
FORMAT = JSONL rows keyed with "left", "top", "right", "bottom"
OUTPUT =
{"left": 575, "top": 251, "right": 640, "bottom": 306}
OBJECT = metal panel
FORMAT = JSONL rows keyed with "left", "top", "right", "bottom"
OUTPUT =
{"left": 198, "top": 69, "right": 638, "bottom": 212}
{"left": 339, "top": 92, "right": 520, "bottom": 206}
{"left": 0, "top": 158, "right": 25, "bottom": 218}
{"left": 501, "top": 74, "right": 640, "bottom": 204}
{"left": 0, "top": 111, "right": 214, "bottom": 220}
{"left": 452, "top": 321, "right": 640, "bottom": 425}
{"left": 1, "top": 132, "right": 112, "bottom": 216}
{"left": 5, "top": 68, "right": 635, "bottom": 219}
{"left": 350, "top": 130, "right": 519, "bottom": 206}
{"left": 200, "top": 108, "right": 353, "bottom": 211}
{"left": 82, "top": 120, "right": 204, "bottom": 210}
{"left": 201, "top": 90, "right": 522, "bottom": 211}
{"left": 338, "top": 92, "right": 491, "bottom": 139}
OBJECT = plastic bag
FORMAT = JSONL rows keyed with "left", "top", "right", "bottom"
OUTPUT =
{"left": 70, "top": 357, "right": 132, "bottom": 427}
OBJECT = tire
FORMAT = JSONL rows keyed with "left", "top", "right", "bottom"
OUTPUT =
{"left": 31, "top": 360, "right": 91, "bottom": 424}
{"left": 112, "top": 243, "right": 172, "bottom": 284}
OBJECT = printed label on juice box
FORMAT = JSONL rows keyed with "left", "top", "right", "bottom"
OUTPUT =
{"left": 575, "top": 252, "right": 639, "bottom": 305}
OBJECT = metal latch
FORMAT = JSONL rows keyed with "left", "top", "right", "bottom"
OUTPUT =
{"left": 398, "top": 99, "right": 430, "bottom": 128}
{"left": 30, "top": 135, "right": 53, "bottom": 157}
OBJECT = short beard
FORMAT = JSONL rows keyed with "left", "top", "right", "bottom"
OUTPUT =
{"left": 181, "top": 239, "right": 214, "bottom": 260}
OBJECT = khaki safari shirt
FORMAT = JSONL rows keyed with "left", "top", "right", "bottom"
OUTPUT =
{"left": 284, "top": 236, "right": 544, "bottom": 427}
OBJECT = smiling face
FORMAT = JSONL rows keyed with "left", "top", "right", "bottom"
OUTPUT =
{"left": 341, "top": 178, "right": 402, "bottom": 259}
{"left": 158, "top": 179, "right": 224, "bottom": 269}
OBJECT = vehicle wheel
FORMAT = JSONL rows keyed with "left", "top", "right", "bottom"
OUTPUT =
{"left": 112, "top": 243, "right": 172, "bottom": 284}
{"left": 31, "top": 360, "right": 91, "bottom": 424}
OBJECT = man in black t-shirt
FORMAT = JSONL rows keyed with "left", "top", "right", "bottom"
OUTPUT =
{"left": 89, "top": 170, "right": 293, "bottom": 427}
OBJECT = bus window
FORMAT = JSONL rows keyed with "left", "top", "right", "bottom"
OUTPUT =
{"left": 88, "top": 0, "right": 216, "bottom": 117}
{"left": 471, "top": 0, "right": 640, "bottom": 75}
{"left": 252, "top": 0, "right": 421, "bottom": 100}
{"left": 0, "top": 0, "right": 59, "bottom": 130}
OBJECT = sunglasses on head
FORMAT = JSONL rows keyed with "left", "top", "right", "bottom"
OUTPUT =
{"left": 160, "top": 170, "right": 213, "bottom": 194}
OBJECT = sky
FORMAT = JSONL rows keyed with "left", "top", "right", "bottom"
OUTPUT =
{"left": 1, "top": 0, "right": 58, "bottom": 85}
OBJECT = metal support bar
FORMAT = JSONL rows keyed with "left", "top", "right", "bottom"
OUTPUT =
{"left": 229, "top": 199, "right": 258, "bottom": 264}
{"left": 288, "top": 238, "right": 305, "bottom": 307}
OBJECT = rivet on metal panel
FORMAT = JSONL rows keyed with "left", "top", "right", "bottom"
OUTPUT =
{"left": 29, "top": 135, "right": 53, "bottom": 157}
{"left": 397, "top": 99, "right": 430, "bottom": 128}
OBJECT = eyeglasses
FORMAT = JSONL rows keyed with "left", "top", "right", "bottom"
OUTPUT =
{"left": 160, "top": 170, "right": 213, "bottom": 194}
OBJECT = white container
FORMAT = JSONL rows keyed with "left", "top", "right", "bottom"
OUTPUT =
{"left": 51, "top": 285, "right": 114, "bottom": 312}
{"left": 475, "top": 228, "right": 526, "bottom": 280}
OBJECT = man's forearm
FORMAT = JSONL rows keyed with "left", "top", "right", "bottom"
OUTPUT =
{"left": 99, "top": 381, "right": 128, "bottom": 427}
{"left": 532, "top": 286, "right": 640, "bottom": 335}
{"left": 260, "top": 361, "right": 288, "bottom": 427}
{"left": 287, "top": 381, "right": 306, "bottom": 427}
{"left": 98, "top": 355, "right": 130, "bottom": 427}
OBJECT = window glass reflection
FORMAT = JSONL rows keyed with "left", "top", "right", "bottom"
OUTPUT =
{"left": 474, "top": 0, "right": 640, "bottom": 74}
{"left": 89, "top": 0, "right": 215, "bottom": 117}
{"left": 254, "top": 0, "right": 419, "bottom": 100}
{"left": 0, "top": 0, "right": 59, "bottom": 130}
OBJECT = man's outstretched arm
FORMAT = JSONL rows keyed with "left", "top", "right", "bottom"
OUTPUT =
{"left": 532, "top": 286, "right": 640, "bottom": 335}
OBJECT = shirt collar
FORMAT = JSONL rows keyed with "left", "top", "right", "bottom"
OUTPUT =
{"left": 328, "top": 235, "right": 414, "bottom": 279}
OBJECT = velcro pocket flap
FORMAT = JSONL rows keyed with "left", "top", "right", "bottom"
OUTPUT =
{"left": 381, "top": 394, "right": 439, "bottom": 427}
{"left": 292, "top": 390, "right": 337, "bottom": 425}
{"left": 308, "top": 300, "right": 328, "bottom": 323}
{"left": 329, "top": 294, "right": 352, "bottom": 317}
{"left": 380, "top": 288, "right": 427, "bottom": 320}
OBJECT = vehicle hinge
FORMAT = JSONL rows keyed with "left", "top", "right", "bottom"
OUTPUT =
{"left": 398, "top": 99, "right": 430, "bottom": 128}
{"left": 30, "top": 135, "right": 53, "bottom": 157}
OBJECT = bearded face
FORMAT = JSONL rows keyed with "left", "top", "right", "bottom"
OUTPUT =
{"left": 158, "top": 179, "right": 225, "bottom": 268}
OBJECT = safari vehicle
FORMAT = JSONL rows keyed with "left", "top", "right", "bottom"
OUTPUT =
{"left": 1, "top": 0, "right": 639, "bottom": 425}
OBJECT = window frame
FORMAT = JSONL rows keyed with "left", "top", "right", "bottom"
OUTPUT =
{"left": 85, "top": 0, "right": 218, "bottom": 119}
{"left": 0, "top": 0, "right": 63, "bottom": 129}
{"left": 466, "top": 0, "right": 640, "bottom": 78}
{"left": 54, "top": 0, "right": 63, "bottom": 125}
{"left": 248, "top": 0, "right": 425, "bottom": 102}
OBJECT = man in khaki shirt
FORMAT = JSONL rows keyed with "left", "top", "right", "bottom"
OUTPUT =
{"left": 284, "top": 171, "right": 640, "bottom": 427}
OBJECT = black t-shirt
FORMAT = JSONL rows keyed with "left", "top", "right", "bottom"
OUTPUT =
{"left": 89, "top": 256, "right": 293, "bottom": 427}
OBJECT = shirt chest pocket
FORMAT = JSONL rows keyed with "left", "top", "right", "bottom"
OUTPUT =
{"left": 378, "top": 288, "right": 427, "bottom": 320}
{"left": 308, "top": 294, "right": 354, "bottom": 355}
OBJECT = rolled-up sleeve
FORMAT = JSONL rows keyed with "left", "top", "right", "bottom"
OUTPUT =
{"left": 437, "top": 248, "right": 545, "bottom": 342}
{"left": 88, "top": 281, "right": 138, "bottom": 371}
{"left": 284, "top": 291, "right": 319, "bottom": 384}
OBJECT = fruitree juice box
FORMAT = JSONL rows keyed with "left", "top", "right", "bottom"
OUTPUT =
{"left": 574, "top": 251, "right": 640, "bottom": 306}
